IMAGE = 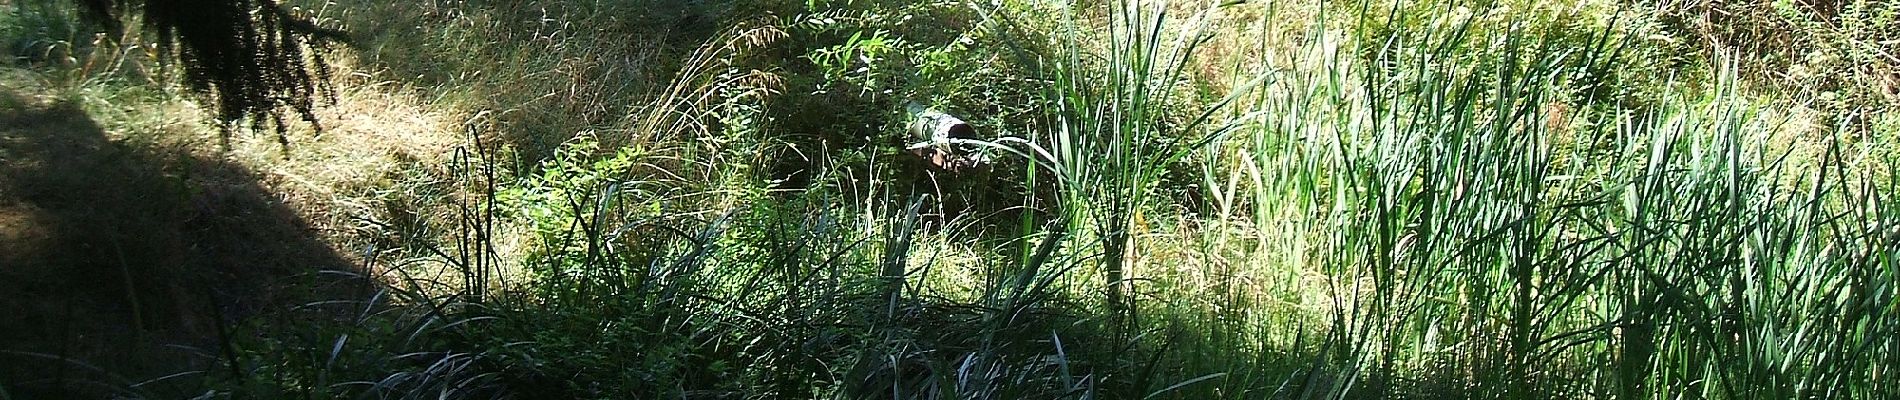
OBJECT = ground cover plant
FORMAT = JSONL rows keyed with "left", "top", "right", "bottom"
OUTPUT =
{"left": 1, "top": 0, "right": 1895, "bottom": 398}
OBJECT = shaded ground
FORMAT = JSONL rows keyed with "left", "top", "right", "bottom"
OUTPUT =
{"left": 0, "top": 86, "right": 358, "bottom": 397}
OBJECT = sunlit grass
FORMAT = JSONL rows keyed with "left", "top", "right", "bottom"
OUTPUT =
{"left": 3, "top": 0, "right": 1893, "bottom": 397}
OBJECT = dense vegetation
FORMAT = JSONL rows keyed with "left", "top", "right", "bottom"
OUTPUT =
{"left": 2, "top": 0, "right": 1896, "bottom": 398}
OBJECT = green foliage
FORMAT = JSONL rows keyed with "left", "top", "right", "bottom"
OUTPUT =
{"left": 1649, "top": 0, "right": 1899, "bottom": 135}
{"left": 766, "top": 0, "right": 1051, "bottom": 169}
{"left": 7, "top": 0, "right": 1897, "bottom": 398}
{"left": 1767, "top": 0, "right": 1900, "bottom": 128}
{"left": 997, "top": 0, "right": 1265, "bottom": 321}
{"left": 1201, "top": 2, "right": 1898, "bottom": 397}
{"left": 2, "top": 0, "right": 159, "bottom": 90}
{"left": 1346, "top": 0, "right": 1697, "bottom": 111}
{"left": 2, "top": 0, "right": 87, "bottom": 64}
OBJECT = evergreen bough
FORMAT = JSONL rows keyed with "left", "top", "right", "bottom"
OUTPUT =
{"left": 78, "top": 0, "right": 348, "bottom": 144}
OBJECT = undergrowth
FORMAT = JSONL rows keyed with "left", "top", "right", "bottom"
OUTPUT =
{"left": 1, "top": 0, "right": 1895, "bottom": 398}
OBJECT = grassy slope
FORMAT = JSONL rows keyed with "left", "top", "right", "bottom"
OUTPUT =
{"left": 0, "top": 69, "right": 359, "bottom": 397}
{"left": 2, "top": 0, "right": 1896, "bottom": 398}
{"left": 0, "top": 5, "right": 463, "bottom": 394}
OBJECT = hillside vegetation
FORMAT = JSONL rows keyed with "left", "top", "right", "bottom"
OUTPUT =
{"left": 1, "top": 0, "right": 1896, "bottom": 398}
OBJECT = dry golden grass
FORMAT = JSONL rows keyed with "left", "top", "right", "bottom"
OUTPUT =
{"left": 213, "top": 55, "right": 470, "bottom": 260}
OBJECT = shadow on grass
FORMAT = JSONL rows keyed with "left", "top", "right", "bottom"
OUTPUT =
{"left": 0, "top": 88, "right": 363, "bottom": 397}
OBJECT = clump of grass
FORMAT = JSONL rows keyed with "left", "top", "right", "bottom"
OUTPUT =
{"left": 322, "top": 0, "right": 720, "bottom": 162}
{"left": 1654, "top": 0, "right": 1900, "bottom": 135}
{"left": 1193, "top": 1, "right": 1899, "bottom": 398}
{"left": 994, "top": 0, "right": 1265, "bottom": 322}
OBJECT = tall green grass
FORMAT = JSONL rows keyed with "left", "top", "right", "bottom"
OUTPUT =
{"left": 1006, "top": 0, "right": 1266, "bottom": 326}
{"left": 9, "top": 0, "right": 1893, "bottom": 397}
{"left": 212, "top": 0, "right": 1895, "bottom": 398}
{"left": 1192, "top": 2, "right": 1899, "bottom": 398}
